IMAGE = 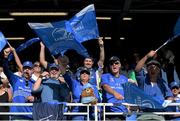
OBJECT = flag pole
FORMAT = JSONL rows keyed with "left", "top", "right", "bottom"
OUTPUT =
{"left": 155, "top": 38, "right": 170, "bottom": 52}
{"left": 155, "top": 35, "right": 179, "bottom": 52}
{"left": 6, "top": 41, "right": 12, "bottom": 47}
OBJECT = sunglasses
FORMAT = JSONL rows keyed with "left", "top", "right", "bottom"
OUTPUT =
{"left": 34, "top": 64, "right": 40, "bottom": 67}
{"left": 80, "top": 71, "right": 90, "bottom": 75}
{"left": 50, "top": 67, "right": 59, "bottom": 71}
{"left": 172, "top": 87, "right": 179, "bottom": 90}
{"left": 110, "top": 61, "right": 120, "bottom": 65}
{"left": 23, "top": 67, "right": 32, "bottom": 70}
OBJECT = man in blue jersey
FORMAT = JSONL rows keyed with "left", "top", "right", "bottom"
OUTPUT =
{"left": 3, "top": 47, "right": 35, "bottom": 120}
{"left": 135, "top": 50, "right": 173, "bottom": 120}
{"left": 135, "top": 50, "right": 173, "bottom": 104}
{"left": 101, "top": 56, "right": 129, "bottom": 120}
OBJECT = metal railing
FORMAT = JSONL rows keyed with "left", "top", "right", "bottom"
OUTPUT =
{"left": 1, "top": 102, "right": 180, "bottom": 121}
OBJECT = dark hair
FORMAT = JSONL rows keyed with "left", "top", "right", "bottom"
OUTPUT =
{"left": 85, "top": 56, "right": 94, "bottom": 62}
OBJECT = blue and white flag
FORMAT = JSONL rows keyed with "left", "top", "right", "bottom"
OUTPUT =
{"left": 28, "top": 4, "right": 99, "bottom": 57}
{"left": 0, "top": 32, "right": 7, "bottom": 52}
{"left": 122, "top": 82, "right": 164, "bottom": 109}
{"left": 28, "top": 21, "right": 89, "bottom": 57}
{"left": 68, "top": 4, "right": 99, "bottom": 43}
{"left": 8, "top": 38, "right": 40, "bottom": 61}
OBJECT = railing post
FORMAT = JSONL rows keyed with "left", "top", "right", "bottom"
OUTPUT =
{"left": 103, "top": 104, "right": 106, "bottom": 121}
{"left": 87, "top": 104, "right": 90, "bottom": 121}
{"left": 94, "top": 104, "right": 98, "bottom": 121}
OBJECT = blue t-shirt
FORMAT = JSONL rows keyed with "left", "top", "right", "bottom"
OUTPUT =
{"left": 101, "top": 73, "right": 128, "bottom": 112}
{"left": 32, "top": 78, "right": 70, "bottom": 103}
{"left": 65, "top": 75, "right": 100, "bottom": 112}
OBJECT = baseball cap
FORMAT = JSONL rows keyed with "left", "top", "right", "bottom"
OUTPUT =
{"left": 170, "top": 81, "right": 179, "bottom": 89}
{"left": 109, "top": 56, "right": 120, "bottom": 64}
{"left": 146, "top": 59, "right": 161, "bottom": 68}
{"left": 49, "top": 63, "right": 59, "bottom": 70}
{"left": 23, "top": 61, "right": 33, "bottom": 68}
{"left": 80, "top": 67, "right": 90, "bottom": 75}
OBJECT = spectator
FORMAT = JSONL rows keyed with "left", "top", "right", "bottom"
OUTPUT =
{"left": 66, "top": 67, "right": 100, "bottom": 120}
{"left": 169, "top": 81, "right": 180, "bottom": 120}
{"left": 101, "top": 56, "right": 129, "bottom": 120}
{"left": 3, "top": 48, "right": 35, "bottom": 120}
{"left": 32, "top": 63, "right": 70, "bottom": 102}
{"left": 0, "top": 75, "right": 12, "bottom": 120}
{"left": 135, "top": 50, "right": 174, "bottom": 120}
{"left": 76, "top": 37, "right": 105, "bottom": 89}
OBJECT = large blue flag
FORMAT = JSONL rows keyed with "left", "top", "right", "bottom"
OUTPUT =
{"left": 155, "top": 16, "right": 180, "bottom": 52}
{"left": 68, "top": 4, "right": 99, "bottom": 43}
{"left": 28, "top": 4, "right": 99, "bottom": 57}
{"left": 0, "top": 32, "right": 7, "bottom": 52}
{"left": 122, "top": 82, "right": 164, "bottom": 109}
{"left": 28, "top": 21, "right": 89, "bottom": 57}
{"left": 8, "top": 38, "right": 40, "bottom": 61}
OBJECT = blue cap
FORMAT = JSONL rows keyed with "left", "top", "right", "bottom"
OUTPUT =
{"left": 170, "top": 81, "right": 179, "bottom": 89}
{"left": 49, "top": 63, "right": 59, "bottom": 70}
{"left": 23, "top": 61, "right": 33, "bottom": 68}
{"left": 109, "top": 56, "right": 120, "bottom": 63}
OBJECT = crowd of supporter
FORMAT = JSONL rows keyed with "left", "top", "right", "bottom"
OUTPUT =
{"left": 0, "top": 37, "right": 180, "bottom": 121}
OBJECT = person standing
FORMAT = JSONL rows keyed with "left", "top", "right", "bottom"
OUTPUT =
{"left": 3, "top": 47, "right": 35, "bottom": 120}
{"left": 135, "top": 50, "right": 173, "bottom": 120}
{"left": 101, "top": 56, "right": 129, "bottom": 120}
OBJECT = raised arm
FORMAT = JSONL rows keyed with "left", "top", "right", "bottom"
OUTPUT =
{"left": 135, "top": 50, "right": 157, "bottom": 72}
{"left": 3, "top": 48, "right": 16, "bottom": 82}
{"left": 33, "top": 71, "right": 49, "bottom": 91}
{"left": 9, "top": 46, "right": 23, "bottom": 73}
{"left": 39, "top": 42, "right": 48, "bottom": 69}
{"left": 97, "top": 37, "right": 105, "bottom": 71}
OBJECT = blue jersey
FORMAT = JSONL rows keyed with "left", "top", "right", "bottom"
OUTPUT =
{"left": 136, "top": 69, "right": 173, "bottom": 104}
{"left": 3, "top": 59, "right": 35, "bottom": 119}
{"left": 101, "top": 73, "right": 128, "bottom": 112}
